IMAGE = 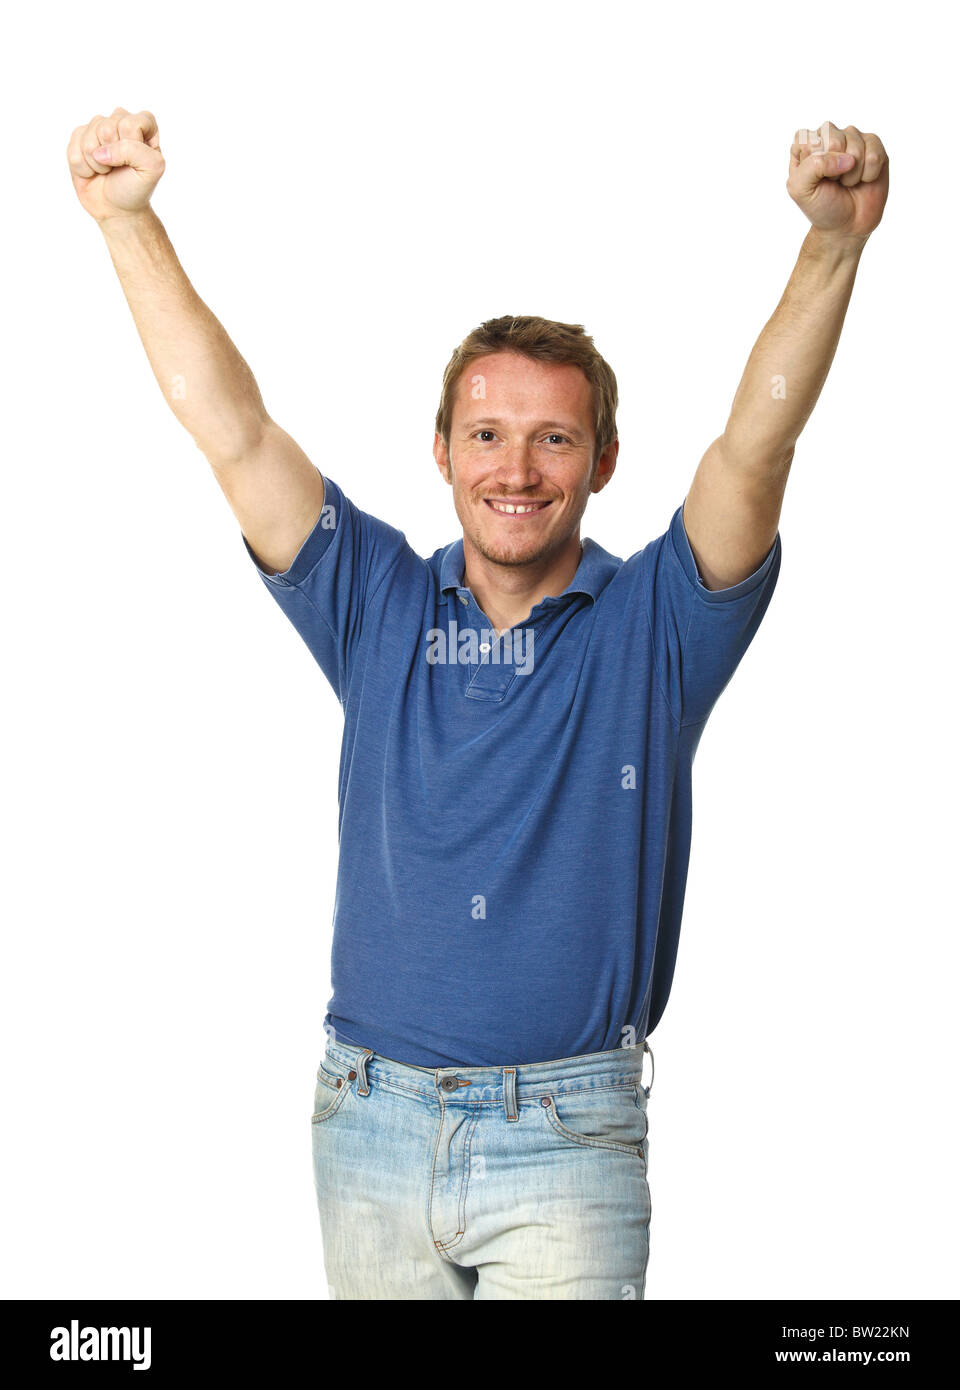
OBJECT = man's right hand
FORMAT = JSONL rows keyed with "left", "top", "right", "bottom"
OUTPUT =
{"left": 66, "top": 107, "right": 165, "bottom": 222}
{"left": 68, "top": 105, "right": 326, "bottom": 576}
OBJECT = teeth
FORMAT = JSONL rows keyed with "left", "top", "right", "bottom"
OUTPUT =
{"left": 490, "top": 501, "right": 543, "bottom": 514}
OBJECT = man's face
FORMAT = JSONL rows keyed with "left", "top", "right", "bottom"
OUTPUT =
{"left": 434, "top": 351, "right": 617, "bottom": 570}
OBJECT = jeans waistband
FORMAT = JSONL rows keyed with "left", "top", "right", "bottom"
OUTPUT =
{"left": 322, "top": 1036, "right": 655, "bottom": 1116}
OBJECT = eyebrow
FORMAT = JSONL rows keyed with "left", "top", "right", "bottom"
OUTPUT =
{"left": 461, "top": 417, "right": 586, "bottom": 438}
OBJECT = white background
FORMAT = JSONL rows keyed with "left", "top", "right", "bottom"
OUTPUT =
{"left": 2, "top": 0, "right": 957, "bottom": 1300}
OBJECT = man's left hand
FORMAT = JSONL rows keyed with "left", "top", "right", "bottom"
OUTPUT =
{"left": 788, "top": 121, "right": 889, "bottom": 243}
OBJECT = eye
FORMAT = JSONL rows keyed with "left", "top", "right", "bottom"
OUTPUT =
{"left": 544, "top": 434, "right": 570, "bottom": 445}
{"left": 475, "top": 430, "right": 497, "bottom": 442}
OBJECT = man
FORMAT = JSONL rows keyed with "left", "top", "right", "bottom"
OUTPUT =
{"left": 67, "top": 109, "right": 888, "bottom": 1301}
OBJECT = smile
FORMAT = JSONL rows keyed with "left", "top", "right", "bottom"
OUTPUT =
{"left": 484, "top": 499, "right": 552, "bottom": 516}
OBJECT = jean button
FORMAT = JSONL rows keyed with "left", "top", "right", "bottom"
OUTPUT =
{"left": 440, "top": 1076, "right": 458, "bottom": 1092}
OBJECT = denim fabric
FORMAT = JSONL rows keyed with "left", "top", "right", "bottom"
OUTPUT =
{"left": 311, "top": 1036, "right": 654, "bottom": 1300}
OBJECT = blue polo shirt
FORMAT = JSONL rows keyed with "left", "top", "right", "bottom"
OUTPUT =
{"left": 242, "top": 472, "right": 781, "bottom": 1067}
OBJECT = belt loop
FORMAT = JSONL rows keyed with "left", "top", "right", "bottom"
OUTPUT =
{"left": 502, "top": 1067, "right": 518, "bottom": 1121}
{"left": 641, "top": 1040, "right": 655, "bottom": 1099}
{"left": 356, "top": 1049, "right": 373, "bottom": 1097}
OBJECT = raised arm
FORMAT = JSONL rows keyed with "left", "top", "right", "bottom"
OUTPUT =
{"left": 682, "top": 121, "right": 889, "bottom": 591}
{"left": 66, "top": 106, "right": 325, "bottom": 575}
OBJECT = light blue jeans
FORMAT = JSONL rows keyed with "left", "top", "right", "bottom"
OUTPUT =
{"left": 311, "top": 1035, "right": 654, "bottom": 1300}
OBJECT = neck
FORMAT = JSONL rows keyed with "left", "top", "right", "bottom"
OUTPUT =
{"left": 462, "top": 531, "right": 584, "bottom": 633}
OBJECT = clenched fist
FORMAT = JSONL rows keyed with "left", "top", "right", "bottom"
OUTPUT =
{"left": 788, "top": 120, "right": 889, "bottom": 244}
{"left": 66, "top": 106, "right": 165, "bottom": 222}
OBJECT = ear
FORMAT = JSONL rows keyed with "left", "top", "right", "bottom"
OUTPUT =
{"left": 434, "top": 431, "right": 453, "bottom": 484}
{"left": 591, "top": 437, "right": 619, "bottom": 493}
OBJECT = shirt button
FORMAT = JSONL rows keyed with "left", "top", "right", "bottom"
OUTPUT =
{"left": 458, "top": 595, "right": 468, "bottom": 606}
{"left": 440, "top": 1076, "right": 459, "bottom": 1092}
{"left": 479, "top": 643, "right": 490, "bottom": 653}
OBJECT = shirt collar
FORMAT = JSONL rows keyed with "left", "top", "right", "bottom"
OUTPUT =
{"left": 440, "top": 536, "right": 615, "bottom": 605}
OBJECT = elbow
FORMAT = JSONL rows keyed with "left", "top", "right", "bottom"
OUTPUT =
{"left": 720, "top": 431, "right": 796, "bottom": 479}
{"left": 201, "top": 416, "right": 273, "bottom": 472}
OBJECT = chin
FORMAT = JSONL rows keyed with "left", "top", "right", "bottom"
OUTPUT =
{"left": 475, "top": 532, "right": 552, "bottom": 567}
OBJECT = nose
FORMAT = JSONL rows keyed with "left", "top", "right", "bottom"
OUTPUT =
{"left": 494, "top": 446, "right": 542, "bottom": 489}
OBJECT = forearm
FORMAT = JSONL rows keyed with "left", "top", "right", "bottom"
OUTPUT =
{"left": 722, "top": 227, "right": 866, "bottom": 472}
{"left": 99, "top": 208, "right": 269, "bottom": 463}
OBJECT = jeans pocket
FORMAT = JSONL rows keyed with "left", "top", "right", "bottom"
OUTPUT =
{"left": 541, "top": 1082, "right": 648, "bottom": 1157}
{"left": 311, "top": 1061, "right": 353, "bottom": 1123}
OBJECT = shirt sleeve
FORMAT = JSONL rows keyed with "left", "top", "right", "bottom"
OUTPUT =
{"left": 241, "top": 472, "right": 412, "bottom": 704}
{"left": 641, "top": 499, "right": 782, "bottom": 728}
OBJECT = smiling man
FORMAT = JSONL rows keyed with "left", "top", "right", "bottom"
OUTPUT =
{"left": 436, "top": 350, "right": 617, "bottom": 636}
{"left": 68, "top": 110, "right": 888, "bottom": 1301}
